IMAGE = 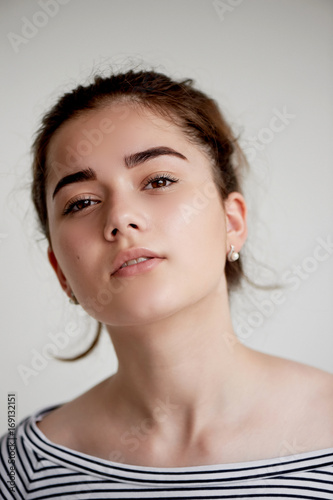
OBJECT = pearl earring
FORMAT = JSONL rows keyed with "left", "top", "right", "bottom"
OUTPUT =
{"left": 69, "top": 290, "right": 78, "bottom": 305}
{"left": 227, "top": 245, "right": 239, "bottom": 262}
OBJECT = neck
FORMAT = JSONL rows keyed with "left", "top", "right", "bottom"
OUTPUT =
{"left": 105, "top": 284, "right": 258, "bottom": 433}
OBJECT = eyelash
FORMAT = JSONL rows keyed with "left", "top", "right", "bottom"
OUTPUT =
{"left": 62, "top": 196, "right": 97, "bottom": 215}
{"left": 62, "top": 174, "right": 179, "bottom": 215}
{"left": 142, "top": 173, "right": 179, "bottom": 190}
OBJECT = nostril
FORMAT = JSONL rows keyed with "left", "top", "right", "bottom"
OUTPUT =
{"left": 108, "top": 223, "right": 139, "bottom": 238}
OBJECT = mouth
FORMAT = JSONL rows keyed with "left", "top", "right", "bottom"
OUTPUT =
{"left": 119, "top": 256, "right": 153, "bottom": 269}
{"left": 111, "top": 247, "right": 165, "bottom": 277}
{"left": 112, "top": 256, "right": 164, "bottom": 278}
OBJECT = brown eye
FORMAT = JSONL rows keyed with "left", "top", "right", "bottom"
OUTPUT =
{"left": 63, "top": 197, "right": 99, "bottom": 215}
{"left": 73, "top": 199, "right": 91, "bottom": 211}
{"left": 143, "top": 174, "right": 179, "bottom": 190}
{"left": 151, "top": 178, "right": 168, "bottom": 188}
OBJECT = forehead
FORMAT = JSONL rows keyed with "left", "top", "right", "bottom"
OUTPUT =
{"left": 44, "top": 102, "right": 215, "bottom": 203}
{"left": 47, "top": 103, "right": 191, "bottom": 170}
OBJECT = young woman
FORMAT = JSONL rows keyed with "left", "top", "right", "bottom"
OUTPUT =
{"left": 1, "top": 70, "right": 332, "bottom": 499}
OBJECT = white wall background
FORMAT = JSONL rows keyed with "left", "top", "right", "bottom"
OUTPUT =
{"left": 0, "top": 0, "right": 332, "bottom": 434}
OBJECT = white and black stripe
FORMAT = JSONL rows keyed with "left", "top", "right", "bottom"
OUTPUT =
{"left": 1, "top": 406, "right": 332, "bottom": 499}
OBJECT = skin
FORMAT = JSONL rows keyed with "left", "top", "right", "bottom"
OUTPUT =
{"left": 38, "top": 102, "right": 333, "bottom": 467}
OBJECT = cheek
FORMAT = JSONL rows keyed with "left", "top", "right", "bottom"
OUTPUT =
{"left": 156, "top": 183, "right": 225, "bottom": 233}
{"left": 51, "top": 221, "right": 97, "bottom": 277}
{"left": 165, "top": 190, "right": 226, "bottom": 277}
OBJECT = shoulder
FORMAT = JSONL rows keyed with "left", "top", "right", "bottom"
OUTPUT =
{"left": 261, "top": 351, "right": 333, "bottom": 408}
{"left": 0, "top": 411, "right": 31, "bottom": 454}
{"left": 267, "top": 353, "right": 333, "bottom": 398}
{"left": 0, "top": 405, "right": 60, "bottom": 452}
{"left": 256, "top": 348, "right": 333, "bottom": 388}
{"left": 35, "top": 378, "right": 111, "bottom": 449}
{"left": 0, "top": 411, "right": 46, "bottom": 498}
{"left": 258, "top": 352, "right": 333, "bottom": 450}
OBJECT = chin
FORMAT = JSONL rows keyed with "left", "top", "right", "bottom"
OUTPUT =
{"left": 101, "top": 289, "right": 187, "bottom": 327}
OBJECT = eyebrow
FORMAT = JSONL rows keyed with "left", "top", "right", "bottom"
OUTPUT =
{"left": 52, "top": 146, "right": 187, "bottom": 199}
{"left": 52, "top": 167, "right": 96, "bottom": 199}
{"left": 124, "top": 146, "right": 187, "bottom": 168}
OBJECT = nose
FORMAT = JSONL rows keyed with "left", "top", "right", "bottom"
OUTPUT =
{"left": 103, "top": 194, "right": 149, "bottom": 241}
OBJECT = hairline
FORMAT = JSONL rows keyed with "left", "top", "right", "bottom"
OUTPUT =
{"left": 44, "top": 95, "right": 219, "bottom": 187}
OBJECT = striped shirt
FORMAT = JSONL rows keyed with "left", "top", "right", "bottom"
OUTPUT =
{"left": 1, "top": 405, "right": 333, "bottom": 499}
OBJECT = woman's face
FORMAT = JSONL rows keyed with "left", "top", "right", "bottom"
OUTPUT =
{"left": 46, "top": 103, "right": 238, "bottom": 326}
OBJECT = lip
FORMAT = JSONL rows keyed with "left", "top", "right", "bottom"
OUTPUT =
{"left": 111, "top": 247, "right": 164, "bottom": 276}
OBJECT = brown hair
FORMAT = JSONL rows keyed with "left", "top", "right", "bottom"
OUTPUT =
{"left": 31, "top": 69, "right": 248, "bottom": 359}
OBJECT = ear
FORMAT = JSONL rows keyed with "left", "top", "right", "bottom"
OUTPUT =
{"left": 47, "top": 246, "right": 71, "bottom": 299}
{"left": 224, "top": 192, "right": 248, "bottom": 252}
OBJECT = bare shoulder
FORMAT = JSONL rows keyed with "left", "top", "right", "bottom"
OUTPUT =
{"left": 290, "top": 359, "right": 332, "bottom": 413}
{"left": 36, "top": 377, "right": 110, "bottom": 448}
{"left": 257, "top": 351, "right": 333, "bottom": 449}
{"left": 273, "top": 354, "right": 332, "bottom": 392}
{"left": 260, "top": 351, "right": 333, "bottom": 403}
